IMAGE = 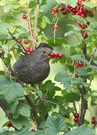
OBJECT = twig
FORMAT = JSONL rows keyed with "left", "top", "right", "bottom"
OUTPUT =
{"left": 25, "top": 95, "right": 40, "bottom": 127}
{"left": 89, "top": 46, "right": 97, "bottom": 64}
{"left": 78, "top": 86, "right": 87, "bottom": 126}
{"left": 7, "top": 29, "right": 26, "bottom": 52}
{"left": 73, "top": 101, "right": 77, "bottom": 113}
{"left": 26, "top": 1, "right": 35, "bottom": 49}
{"left": 0, "top": 99, "right": 13, "bottom": 119}
{"left": 25, "top": 1, "right": 39, "bottom": 50}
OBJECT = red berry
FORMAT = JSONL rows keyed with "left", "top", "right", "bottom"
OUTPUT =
{"left": 25, "top": 47, "right": 30, "bottom": 53}
{"left": 60, "top": 7, "right": 65, "bottom": 11}
{"left": 53, "top": 8, "right": 58, "bottom": 14}
{"left": 58, "top": 54, "right": 62, "bottom": 58}
{"left": 54, "top": 53, "right": 59, "bottom": 57}
{"left": 31, "top": 129, "right": 35, "bottom": 132}
{"left": 52, "top": 11, "right": 55, "bottom": 16}
{"left": 62, "top": 10, "right": 67, "bottom": 15}
{"left": 7, "top": 122, "right": 13, "bottom": 128}
{"left": 84, "top": 32, "right": 88, "bottom": 39}
{"left": 91, "top": 120, "right": 96, "bottom": 125}
{"left": 49, "top": 53, "right": 55, "bottom": 58}
{"left": 74, "top": 117, "right": 79, "bottom": 123}
{"left": 74, "top": 113, "right": 79, "bottom": 118}
{"left": 24, "top": 40, "right": 29, "bottom": 44}
{"left": 54, "top": 24, "right": 60, "bottom": 30}
{"left": 79, "top": 62, "right": 84, "bottom": 67}
{"left": 22, "top": 14, "right": 27, "bottom": 19}
{"left": 75, "top": 74, "right": 79, "bottom": 78}
{"left": 92, "top": 117, "right": 96, "bottom": 120}
{"left": 75, "top": 63, "right": 80, "bottom": 68}
{"left": 86, "top": 21, "right": 90, "bottom": 25}
{"left": 18, "top": 39, "right": 22, "bottom": 43}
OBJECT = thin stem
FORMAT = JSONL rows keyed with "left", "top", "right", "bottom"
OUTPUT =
{"left": 73, "top": 101, "right": 77, "bottom": 113}
{"left": 0, "top": 99, "right": 13, "bottom": 119}
{"left": 25, "top": 95, "right": 40, "bottom": 127}
{"left": 89, "top": 46, "right": 97, "bottom": 64}
{"left": 7, "top": 29, "right": 26, "bottom": 52}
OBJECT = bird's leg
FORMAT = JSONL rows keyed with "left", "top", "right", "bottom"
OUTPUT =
{"left": 38, "top": 82, "right": 42, "bottom": 90}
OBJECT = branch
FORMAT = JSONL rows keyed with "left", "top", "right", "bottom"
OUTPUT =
{"left": 7, "top": 29, "right": 26, "bottom": 53}
{"left": 25, "top": 1, "right": 39, "bottom": 50}
{"left": 25, "top": 95, "right": 40, "bottom": 127}
{"left": 0, "top": 99, "right": 13, "bottom": 119}
{"left": 73, "top": 101, "right": 77, "bottom": 113}
{"left": 78, "top": 86, "right": 87, "bottom": 126}
{"left": 89, "top": 46, "right": 97, "bottom": 64}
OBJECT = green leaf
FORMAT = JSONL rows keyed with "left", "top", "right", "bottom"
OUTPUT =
{"left": 65, "top": 30, "right": 80, "bottom": 37}
{"left": 29, "top": 1, "right": 36, "bottom": 8}
{"left": 66, "top": 0, "right": 78, "bottom": 7}
{"left": 0, "top": 23, "right": 9, "bottom": 30}
{"left": 0, "top": 34, "right": 8, "bottom": 40}
{"left": 55, "top": 71, "right": 71, "bottom": 92}
{"left": 71, "top": 55, "right": 90, "bottom": 65}
{"left": 4, "top": 4, "right": 20, "bottom": 12}
{"left": 11, "top": 116, "right": 32, "bottom": 130}
{"left": 16, "top": 127, "right": 35, "bottom": 135}
{"left": 75, "top": 67, "right": 88, "bottom": 76}
{"left": 0, "top": 76, "right": 24, "bottom": 103}
{"left": 63, "top": 93, "right": 80, "bottom": 102}
{"left": 39, "top": 0, "right": 47, "bottom": 6}
{"left": 31, "top": 87, "right": 42, "bottom": 98}
{"left": 64, "top": 125, "right": 95, "bottom": 135}
{"left": 85, "top": 2, "right": 97, "bottom": 9}
{"left": 18, "top": 104, "right": 31, "bottom": 117}
{"left": 35, "top": 129, "right": 46, "bottom": 135}
{"left": 46, "top": 115, "right": 66, "bottom": 135}
{"left": 0, "top": 129, "right": 14, "bottom": 135}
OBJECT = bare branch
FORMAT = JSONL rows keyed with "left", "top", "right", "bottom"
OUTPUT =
{"left": 0, "top": 99, "right": 13, "bottom": 119}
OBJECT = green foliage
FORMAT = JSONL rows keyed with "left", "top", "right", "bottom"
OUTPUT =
{"left": 0, "top": 0, "right": 97, "bottom": 134}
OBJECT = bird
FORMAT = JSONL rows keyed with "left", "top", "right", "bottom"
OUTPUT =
{"left": 13, "top": 43, "right": 54, "bottom": 87}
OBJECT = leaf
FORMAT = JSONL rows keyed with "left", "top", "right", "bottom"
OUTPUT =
{"left": 11, "top": 116, "right": 32, "bottom": 130}
{"left": 0, "top": 129, "right": 14, "bottom": 135}
{"left": 71, "top": 55, "right": 90, "bottom": 65}
{"left": 4, "top": 4, "right": 20, "bottom": 12}
{"left": 29, "top": 1, "right": 36, "bottom": 8}
{"left": 0, "top": 76, "right": 24, "bottom": 103}
{"left": 0, "top": 23, "right": 9, "bottom": 30}
{"left": 0, "top": 34, "right": 8, "bottom": 40}
{"left": 65, "top": 30, "right": 80, "bottom": 37}
{"left": 54, "top": 71, "right": 71, "bottom": 92}
{"left": 35, "top": 129, "right": 47, "bottom": 135}
{"left": 63, "top": 93, "right": 80, "bottom": 102}
{"left": 76, "top": 67, "right": 88, "bottom": 76}
{"left": 18, "top": 104, "right": 31, "bottom": 117}
{"left": 39, "top": 0, "right": 47, "bottom": 6}
{"left": 85, "top": 2, "right": 97, "bottom": 9}
{"left": 64, "top": 125, "right": 95, "bottom": 135}
{"left": 66, "top": 0, "right": 78, "bottom": 7}
{"left": 16, "top": 127, "right": 35, "bottom": 135}
{"left": 46, "top": 115, "right": 66, "bottom": 135}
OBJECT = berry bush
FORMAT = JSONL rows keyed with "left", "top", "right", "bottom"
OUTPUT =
{"left": 0, "top": 0, "right": 97, "bottom": 135}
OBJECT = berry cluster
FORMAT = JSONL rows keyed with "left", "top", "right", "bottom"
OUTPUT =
{"left": 91, "top": 117, "right": 97, "bottom": 125}
{"left": 49, "top": 52, "right": 63, "bottom": 59}
{"left": 75, "top": 62, "right": 84, "bottom": 68}
{"left": 25, "top": 47, "right": 34, "bottom": 54}
{"left": 52, "top": 0, "right": 94, "bottom": 37}
{"left": 18, "top": 39, "right": 29, "bottom": 45}
{"left": 74, "top": 113, "right": 79, "bottom": 123}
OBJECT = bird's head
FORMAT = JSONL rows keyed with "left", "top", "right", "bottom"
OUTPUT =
{"left": 34, "top": 43, "right": 62, "bottom": 59}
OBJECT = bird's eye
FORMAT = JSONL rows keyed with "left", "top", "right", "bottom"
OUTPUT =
{"left": 43, "top": 51, "right": 46, "bottom": 53}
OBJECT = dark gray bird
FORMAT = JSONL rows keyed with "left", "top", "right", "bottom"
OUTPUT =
{"left": 13, "top": 43, "right": 54, "bottom": 86}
